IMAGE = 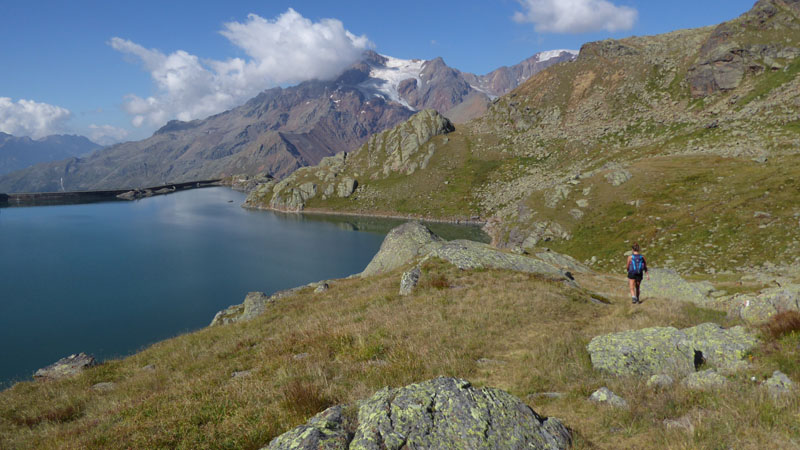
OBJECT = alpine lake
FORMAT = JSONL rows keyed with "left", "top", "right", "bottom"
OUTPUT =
{"left": 0, "top": 186, "right": 486, "bottom": 388}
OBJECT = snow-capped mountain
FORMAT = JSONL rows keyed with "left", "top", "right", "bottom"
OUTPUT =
{"left": 0, "top": 49, "right": 577, "bottom": 193}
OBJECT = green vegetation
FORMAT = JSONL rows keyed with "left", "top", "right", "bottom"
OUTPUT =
{"left": 2, "top": 261, "right": 798, "bottom": 449}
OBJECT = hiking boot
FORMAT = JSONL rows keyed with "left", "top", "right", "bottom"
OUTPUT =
{"left": 632, "top": 297, "right": 638, "bottom": 304}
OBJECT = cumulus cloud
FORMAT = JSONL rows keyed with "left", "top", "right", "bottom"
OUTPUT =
{"left": 111, "top": 8, "right": 372, "bottom": 128}
{"left": 88, "top": 124, "right": 129, "bottom": 145}
{"left": 0, "top": 97, "right": 72, "bottom": 139}
{"left": 514, "top": 0, "right": 638, "bottom": 33}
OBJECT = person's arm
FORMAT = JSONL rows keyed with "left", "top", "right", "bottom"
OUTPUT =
{"left": 626, "top": 255, "right": 631, "bottom": 271}
{"left": 643, "top": 256, "right": 650, "bottom": 280}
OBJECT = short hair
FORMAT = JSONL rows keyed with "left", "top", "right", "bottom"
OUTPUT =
{"left": 632, "top": 242, "right": 640, "bottom": 252}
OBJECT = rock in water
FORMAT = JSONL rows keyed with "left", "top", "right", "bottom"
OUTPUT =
{"left": 264, "top": 377, "right": 571, "bottom": 450}
{"left": 34, "top": 353, "right": 97, "bottom": 381}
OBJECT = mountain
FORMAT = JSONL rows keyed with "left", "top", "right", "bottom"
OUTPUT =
{"left": 243, "top": 0, "right": 800, "bottom": 275}
{"left": 0, "top": 133, "right": 101, "bottom": 177}
{"left": 461, "top": 49, "right": 579, "bottom": 98}
{"left": 0, "top": 50, "right": 576, "bottom": 193}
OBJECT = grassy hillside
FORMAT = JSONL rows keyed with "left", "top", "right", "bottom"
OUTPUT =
{"left": 1, "top": 259, "right": 798, "bottom": 449}
{"left": 245, "top": 0, "right": 800, "bottom": 274}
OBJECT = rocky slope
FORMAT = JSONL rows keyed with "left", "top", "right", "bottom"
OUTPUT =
{"left": 245, "top": 0, "right": 800, "bottom": 275}
{"left": 0, "top": 51, "right": 574, "bottom": 193}
{"left": 0, "top": 133, "right": 100, "bottom": 177}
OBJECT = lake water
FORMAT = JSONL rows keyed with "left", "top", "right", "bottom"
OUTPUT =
{"left": 0, "top": 187, "right": 485, "bottom": 388}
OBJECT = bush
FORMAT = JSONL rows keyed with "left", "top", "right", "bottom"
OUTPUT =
{"left": 762, "top": 310, "right": 800, "bottom": 340}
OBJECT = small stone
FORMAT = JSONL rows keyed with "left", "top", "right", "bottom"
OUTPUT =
{"left": 399, "top": 267, "right": 422, "bottom": 296}
{"left": 647, "top": 374, "right": 674, "bottom": 388}
{"left": 527, "top": 392, "right": 565, "bottom": 400}
{"left": 293, "top": 353, "right": 310, "bottom": 361}
{"left": 764, "top": 370, "right": 794, "bottom": 398}
{"left": 663, "top": 416, "right": 694, "bottom": 434}
{"left": 576, "top": 199, "right": 589, "bottom": 208}
{"left": 589, "top": 387, "right": 628, "bottom": 408}
{"left": 314, "top": 283, "right": 329, "bottom": 293}
{"left": 231, "top": 370, "right": 253, "bottom": 379}
{"left": 141, "top": 364, "right": 156, "bottom": 372}
{"left": 91, "top": 382, "right": 115, "bottom": 392}
{"left": 476, "top": 358, "right": 507, "bottom": 366}
{"left": 34, "top": 352, "right": 97, "bottom": 381}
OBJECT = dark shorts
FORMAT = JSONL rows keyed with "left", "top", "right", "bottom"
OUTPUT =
{"left": 627, "top": 273, "right": 643, "bottom": 282}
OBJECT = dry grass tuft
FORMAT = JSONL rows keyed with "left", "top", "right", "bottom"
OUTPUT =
{"left": 762, "top": 310, "right": 800, "bottom": 340}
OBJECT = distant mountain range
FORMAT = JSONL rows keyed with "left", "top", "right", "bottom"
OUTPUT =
{"left": 0, "top": 133, "right": 101, "bottom": 177}
{"left": 0, "top": 50, "right": 577, "bottom": 193}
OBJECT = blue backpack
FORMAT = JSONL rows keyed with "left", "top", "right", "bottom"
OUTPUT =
{"left": 629, "top": 254, "right": 645, "bottom": 276}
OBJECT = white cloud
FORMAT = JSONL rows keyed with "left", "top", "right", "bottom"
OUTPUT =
{"left": 0, "top": 97, "right": 72, "bottom": 139}
{"left": 88, "top": 124, "right": 129, "bottom": 145}
{"left": 111, "top": 8, "right": 373, "bottom": 129}
{"left": 514, "top": 0, "right": 638, "bottom": 34}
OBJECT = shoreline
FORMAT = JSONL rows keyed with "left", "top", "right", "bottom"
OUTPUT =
{"left": 242, "top": 204, "right": 487, "bottom": 227}
{"left": 1, "top": 179, "right": 222, "bottom": 208}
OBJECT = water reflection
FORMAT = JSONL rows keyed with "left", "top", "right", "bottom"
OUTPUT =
{"left": 270, "top": 211, "right": 489, "bottom": 242}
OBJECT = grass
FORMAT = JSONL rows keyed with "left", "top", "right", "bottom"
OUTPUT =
{"left": 1, "top": 262, "right": 798, "bottom": 449}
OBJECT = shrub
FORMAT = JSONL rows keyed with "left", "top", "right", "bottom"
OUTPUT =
{"left": 762, "top": 310, "right": 800, "bottom": 340}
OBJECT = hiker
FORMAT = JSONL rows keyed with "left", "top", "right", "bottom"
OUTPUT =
{"left": 626, "top": 242, "right": 649, "bottom": 304}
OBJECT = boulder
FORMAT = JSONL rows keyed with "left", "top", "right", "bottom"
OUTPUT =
{"left": 683, "top": 369, "right": 727, "bottom": 390}
{"left": 337, "top": 178, "right": 358, "bottom": 198}
{"left": 604, "top": 168, "right": 632, "bottom": 186}
{"left": 587, "top": 323, "right": 758, "bottom": 377}
{"left": 535, "top": 250, "right": 592, "bottom": 274}
{"left": 644, "top": 268, "right": 712, "bottom": 305}
{"left": 91, "top": 382, "right": 116, "bottom": 392}
{"left": 647, "top": 374, "right": 675, "bottom": 389}
{"left": 264, "top": 377, "right": 571, "bottom": 450}
{"left": 588, "top": 387, "right": 628, "bottom": 408}
{"left": 211, "top": 288, "right": 306, "bottom": 326}
{"left": 34, "top": 353, "right": 97, "bottom": 381}
{"left": 360, "top": 222, "right": 443, "bottom": 277}
{"left": 399, "top": 267, "right": 421, "bottom": 296}
{"left": 362, "top": 222, "right": 575, "bottom": 284}
{"left": 764, "top": 370, "right": 794, "bottom": 398}
{"left": 728, "top": 286, "right": 800, "bottom": 324}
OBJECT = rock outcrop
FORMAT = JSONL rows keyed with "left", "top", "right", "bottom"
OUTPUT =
{"left": 261, "top": 110, "right": 455, "bottom": 212}
{"left": 644, "top": 269, "right": 713, "bottom": 305}
{"left": 588, "top": 387, "right": 628, "bottom": 408}
{"left": 361, "top": 222, "right": 574, "bottom": 283}
{"left": 210, "top": 285, "right": 318, "bottom": 326}
{"left": 34, "top": 353, "right": 97, "bottom": 381}
{"left": 587, "top": 323, "right": 758, "bottom": 377}
{"left": 263, "top": 377, "right": 572, "bottom": 450}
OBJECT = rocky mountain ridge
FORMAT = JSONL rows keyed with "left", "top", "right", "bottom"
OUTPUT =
{"left": 242, "top": 0, "right": 800, "bottom": 275}
{"left": 0, "top": 50, "right": 575, "bottom": 193}
{"left": 0, "top": 133, "right": 100, "bottom": 177}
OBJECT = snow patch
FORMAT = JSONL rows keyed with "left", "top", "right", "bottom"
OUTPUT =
{"left": 360, "top": 55, "right": 425, "bottom": 109}
{"left": 536, "top": 49, "right": 579, "bottom": 62}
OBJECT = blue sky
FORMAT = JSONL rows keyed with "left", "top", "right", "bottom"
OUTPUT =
{"left": 0, "top": 0, "right": 757, "bottom": 144}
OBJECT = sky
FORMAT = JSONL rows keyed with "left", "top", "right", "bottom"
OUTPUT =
{"left": 0, "top": 0, "right": 758, "bottom": 144}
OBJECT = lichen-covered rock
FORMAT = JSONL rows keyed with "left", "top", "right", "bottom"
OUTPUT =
{"left": 265, "top": 378, "right": 570, "bottom": 450}
{"left": 764, "top": 370, "right": 795, "bottom": 398}
{"left": 362, "top": 222, "right": 575, "bottom": 283}
{"left": 647, "top": 374, "right": 675, "bottom": 388}
{"left": 683, "top": 369, "right": 727, "bottom": 390}
{"left": 535, "top": 250, "right": 592, "bottom": 274}
{"left": 264, "top": 405, "right": 353, "bottom": 450}
{"left": 521, "top": 222, "right": 571, "bottom": 248}
{"left": 604, "top": 168, "right": 632, "bottom": 186}
{"left": 728, "top": 286, "right": 800, "bottom": 324}
{"left": 645, "top": 268, "right": 712, "bottom": 305}
{"left": 91, "top": 382, "right": 116, "bottom": 392}
{"left": 360, "top": 222, "right": 443, "bottom": 277}
{"left": 211, "top": 288, "right": 304, "bottom": 326}
{"left": 588, "top": 387, "right": 628, "bottom": 408}
{"left": 426, "top": 240, "right": 568, "bottom": 280}
{"left": 351, "top": 377, "right": 571, "bottom": 450}
{"left": 399, "top": 267, "right": 421, "bottom": 296}
{"left": 587, "top": 323, "right": 758, "bottom": 377}
{"left": 34, "top": 353, "right": 97, "bottom": 381}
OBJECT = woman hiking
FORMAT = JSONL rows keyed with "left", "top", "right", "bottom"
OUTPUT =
{"left": 626, "top": 243, "right": 649, "bottom": 304}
